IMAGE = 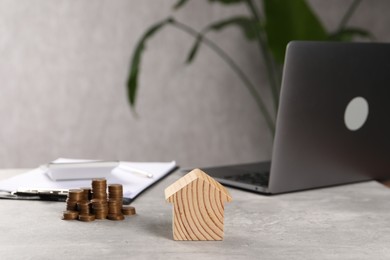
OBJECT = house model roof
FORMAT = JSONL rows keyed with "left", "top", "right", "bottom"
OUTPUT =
{"left": 165, "top": 168, "right": 232, "bottom": 202}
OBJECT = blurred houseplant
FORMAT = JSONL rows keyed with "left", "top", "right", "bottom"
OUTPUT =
{"left": 127, "top": 0, "right": 372, "bottom": 137}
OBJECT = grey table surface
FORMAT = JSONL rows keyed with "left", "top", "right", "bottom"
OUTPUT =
{"left": 1, "top": 169, "right": 390, "bottom": 260}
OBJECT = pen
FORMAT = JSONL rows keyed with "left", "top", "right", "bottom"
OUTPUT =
{"left": 118, "top": 165, "right": 154, "bottom": 178}
{"left": 0, "top": 189, "right": 133, "bottom": 204}
{"left": 12, "top": 188, "right": 68, "bottom": 201}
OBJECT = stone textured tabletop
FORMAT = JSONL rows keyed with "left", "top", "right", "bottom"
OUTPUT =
{"left": 1, "top": 169, "right": 390, "bottom": 259}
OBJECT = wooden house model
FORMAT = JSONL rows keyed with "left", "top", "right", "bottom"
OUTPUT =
{"left": 164, "top": 168, "right": 232, "bottom": 241}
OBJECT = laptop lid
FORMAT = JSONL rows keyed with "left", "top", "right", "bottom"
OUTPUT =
{"left": 268, "top": 41, "right": 390, "bottom": 194}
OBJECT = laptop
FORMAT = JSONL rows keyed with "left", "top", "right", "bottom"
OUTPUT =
{"left": 202, "top": 41, "right": 390, "bottom": 194}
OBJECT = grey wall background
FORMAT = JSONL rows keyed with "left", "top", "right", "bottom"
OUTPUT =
{"left": 0, "top": 0, "right": 388, "bottom": 168}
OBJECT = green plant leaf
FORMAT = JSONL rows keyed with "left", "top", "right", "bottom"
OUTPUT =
{"left": 127, "top": 18, "right": 173, "bottom": 107}
{"left": 329, "top": 27, "right": 375, "bottom": 41}
{"left": 264, "top": 0, "right": 328, "bottom": 64}
{"left": 173, "top": 0, "right": 190, "bottom": 10}
{"left": 207, "top": 16, "right": 259, "bottom": 40}
{"left": 186, "top": 35, "right": 203, "bottom": 63}
{"left": 186, "top": 16, "right": 258, "bottom": 64}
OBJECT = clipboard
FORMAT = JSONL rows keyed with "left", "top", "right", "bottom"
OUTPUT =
{"left": 0, "top": 159, "right": 178, "bottom": 204}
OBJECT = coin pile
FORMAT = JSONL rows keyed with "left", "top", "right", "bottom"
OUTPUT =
{"left": 80, "top": 187, "right": 92, "bottom": 201}
{"left": 66, "top": 189, "right": 84, "bottom": 211}
{"left": 107, "top": 184, "right": 124, "bottom": 221}
{"left": 62, "top": 178, "right": 136, "bottom": 222}
{"left": 91, "top": 179, "right": 109, "bottom": 220}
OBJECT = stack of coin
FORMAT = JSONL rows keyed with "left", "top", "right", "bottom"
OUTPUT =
{"left": 79, "top": 214, "right": 95, "bottom": 222}
{"left": 91, "top": 199, "right": 108, "bottom": 219}
{"left": 80, "top": 187, "right": 92, "bottom": 201}
{"left": 62, "top": 210, "right": 79, "bottom": 220}
{"left": 61, "top": 178, "right": 136, "bottom": 222}
{"left": 92, "top": 179, "right": 107, "bottom": 200}
{"left": 107, "top": 184, "right": 124, "bottom": 221}
{"left": 91, "top": 179, "right": 108, "bottom": 219}
{"left": 77, "top": 201, "right": 91, "bottom": 215}
{"left": 66, "top": 189, "right": 84, "bottom": 211}
{"left": 122, "top": 206, "right": 136, "bottom": 216}
{"left": 108, "top": 184, "right": 123, "bottom": 199}
{"left": 77, "top": 201, "right": 95, "bottom": 222}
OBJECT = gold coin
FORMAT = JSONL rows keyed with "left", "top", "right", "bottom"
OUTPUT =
{"left": 62, "top": 210, "right": 79, "bottom": 220}
{"left": 108, "top": 184, "right": 123, "bottom": 201}
{"left": 108, "top": 184, "right": 123, "bottom": 190}
{"left": 68, "top": 189, "right": 84, "bottom": 201}
{"left": 92, "top": 179, "right": 107, "bottom": 189}
{"left": 122, "top": 206, "right": 136, "bottom": 216}
{"left": 95, "top": 213, "right": 108, "bottom": 220}
{"left": 77, "top": 201, "right": 91, "bottom": 215}
{"left": 107, "top": 214, "right": 125, "bottom": 221}
{"left": 78, "top": 214, "right": 96, "bottom": 222}
{"left": 80, "top": 187, "right": 92, "bottom": 200}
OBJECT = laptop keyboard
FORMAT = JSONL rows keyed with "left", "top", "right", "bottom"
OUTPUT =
{"left": 224, "top": 171, "right": 270, "bottom": 186}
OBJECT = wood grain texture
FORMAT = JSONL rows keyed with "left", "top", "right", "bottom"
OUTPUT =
{"left": 165, "top": 169, "right": 232, "bottom": 241}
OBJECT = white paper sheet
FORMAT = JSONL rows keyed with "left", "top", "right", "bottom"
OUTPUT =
{"left": 0, "top": 161, "right": 177, "bottom": 200}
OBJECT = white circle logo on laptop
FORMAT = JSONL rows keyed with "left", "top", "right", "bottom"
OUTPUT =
{"left": 344, "top": 96, "right": 369, "bottom": 131}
